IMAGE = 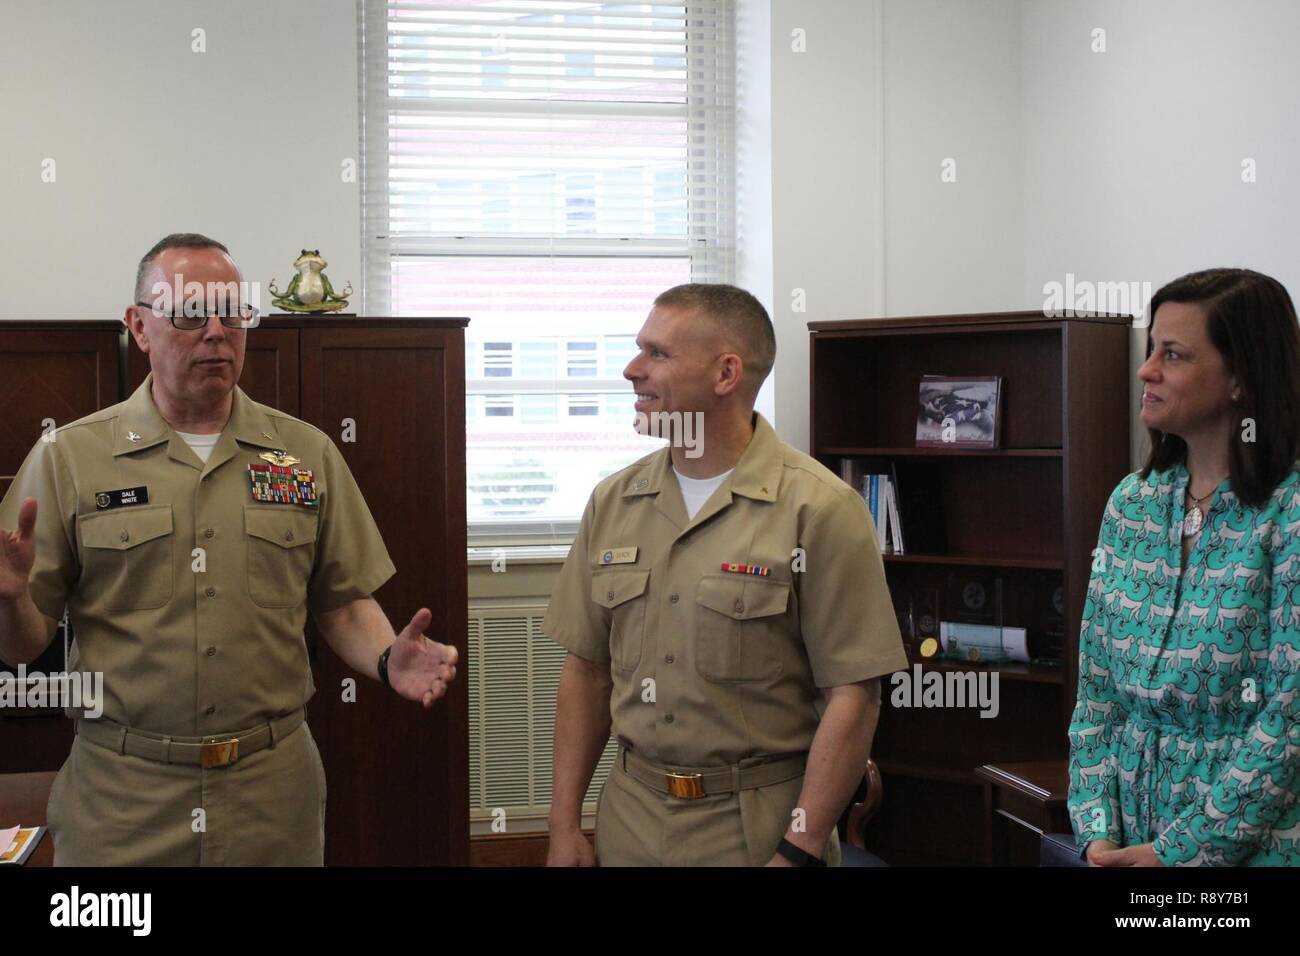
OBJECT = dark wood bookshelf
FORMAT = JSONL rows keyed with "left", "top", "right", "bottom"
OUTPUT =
{"left": 822, "top": 446, "right": 1063, "bottom": 458}
{"left": 811, "top": 310, "right": 1131, "bottom": 865}
{"left": 901, "top": 655, "right": 1066, "bottom": 685}
{"left": 883, "top": 552, "right": 1065, "bottom": 570}
{"left": 877, "top": 761, "right": 981, "bottom": 786}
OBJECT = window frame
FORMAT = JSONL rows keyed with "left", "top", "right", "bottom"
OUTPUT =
{"left": 359, "top": 0, "right": 736, "bottom": 544}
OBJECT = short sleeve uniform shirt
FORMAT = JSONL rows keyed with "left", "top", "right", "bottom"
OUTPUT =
{"left": 544, "top": 413, "right": 908, "bottom": 767}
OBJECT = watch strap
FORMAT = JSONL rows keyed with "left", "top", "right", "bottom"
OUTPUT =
{"left": 776, "top": 837, "right": 826, "bottom": 867}
{"left": 378, "top": 644, "right": 394, "bottom": 690}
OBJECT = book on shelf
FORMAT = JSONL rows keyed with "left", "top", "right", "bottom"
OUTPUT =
{"left": 885, "top": 477, "right": 903, "bottom": 552}
{"left": 837, "top": 465, "right": 901, "bottom": 554}
{"left": 839, "top": 457, "right": 950, "bottom": 555}
{"left": 861, "top": 472, "right": 903, "bottom": 554}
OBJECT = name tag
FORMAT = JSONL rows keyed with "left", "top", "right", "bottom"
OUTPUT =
{"left": 94, "top": 487, "right": 149, "bottom": 510}
{"left": 598, "top": 547, "right": 638, "bottom": 565}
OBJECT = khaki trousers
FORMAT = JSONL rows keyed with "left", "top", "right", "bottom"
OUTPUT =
{"left": 47, "top": 720, "right": 327, "bottom": 866}
{"left": 594, "top": 760, "right": 841, "bottom": 867}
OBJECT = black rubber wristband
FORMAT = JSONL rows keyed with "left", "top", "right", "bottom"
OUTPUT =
{"left": 378, "top": 645, "right": 394, "bottom": 690}
{"left": 776, "top": 838, "right": 826, "bottom": 867}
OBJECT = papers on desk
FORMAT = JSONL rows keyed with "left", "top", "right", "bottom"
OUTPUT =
{"left": 0, "top": 825, "right": 46, "bottom": 865}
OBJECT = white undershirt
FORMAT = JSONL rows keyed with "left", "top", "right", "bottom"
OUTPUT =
{"left": 175, "top": 430, "right": 221, "bottom": 464}
{"left": 674, "top": 466, "right": 734, "bottom": 521}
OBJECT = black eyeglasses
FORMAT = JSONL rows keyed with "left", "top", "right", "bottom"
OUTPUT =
{"left": 134, "top": 302, "right": 260, "bottom": 331}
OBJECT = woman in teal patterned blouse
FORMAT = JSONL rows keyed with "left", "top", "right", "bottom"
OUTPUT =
{"left": 1068, "top": 268, "right": 1300, "bottom": 866}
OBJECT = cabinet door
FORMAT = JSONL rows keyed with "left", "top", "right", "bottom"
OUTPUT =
{"left": 299, "top": 327, "right": 468, "bottom": 866}
{"left": 0, "top": 327, "right": 120, "bottom": 772}
{"left": 127, "top": 328, "right": 300, "bottom": 415}
{"left": 1, "top": 329, "right": 121, "bottom": 499}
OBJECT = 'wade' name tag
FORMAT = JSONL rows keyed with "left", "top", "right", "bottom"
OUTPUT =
{"left": 94, "top": 487, "right": 149, "bottom": 510}
{"left": 598, "top": 547, "right": 638, "bottom": 565}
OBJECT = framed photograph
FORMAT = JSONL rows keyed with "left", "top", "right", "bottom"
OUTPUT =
{"left": 915, "top": 375, "right": 1002, "bottom": 449}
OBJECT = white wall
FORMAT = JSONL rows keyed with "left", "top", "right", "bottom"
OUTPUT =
{"left": 736, "top": 0, "right": 777, "bottom": 424}
{"left": 0, "top": 0, "right": 360, "bottom": 320}
{"left": 882, "top": 0, "right": 1023, "bottom": 316}
{"left": 6, "top": 0, "right": 1295, "bottom": 466}
{"left": 764, "top": 0, "right": 1026, "bottom": 451}
{"left": 761, "top": 0, "right": 1300, "bottom": 457}
{"left": 1020, "top": 0, "right": 1300, "bottom": 466}
{"left": 768, "top": 0, "right": 884, "bottom": 453}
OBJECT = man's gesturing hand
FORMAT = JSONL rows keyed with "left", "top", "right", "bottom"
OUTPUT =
{"left": 0, "top": 497, "right": 38, "bottom": 601}
{"left": 387, "top": 607, "right": 459, "bottom": 708}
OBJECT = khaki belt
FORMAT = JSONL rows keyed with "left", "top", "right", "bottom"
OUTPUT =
{"left": 619, "top": 745, "right": 807, "bottom": 800}
{"left": 75, "top": 708, "right": 305, "bottom": 769}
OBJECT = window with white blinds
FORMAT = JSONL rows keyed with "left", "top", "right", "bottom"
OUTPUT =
{"left": 359, "top": 0, "right": 736, "bottom": 541}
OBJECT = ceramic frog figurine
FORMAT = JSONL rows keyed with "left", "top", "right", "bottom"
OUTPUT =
{"left": 268, "top": 250, "right": 353, "bottom": 313}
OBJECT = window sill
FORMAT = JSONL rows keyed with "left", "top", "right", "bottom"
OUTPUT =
{"left": 467, "top": 543, "right": 574, "bottom": 565}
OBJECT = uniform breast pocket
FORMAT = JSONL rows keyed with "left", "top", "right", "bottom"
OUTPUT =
{"left": 591, "top": 569, "right": 650, "bottom": 672}
{"left": 244, "top": 506, "right": 320, "bottom": 609}
{"left": 695, "top": 574, "right": 791, "bottom": 683}
{"left": 78, "top": 505, "right": 175, "bottom": 611}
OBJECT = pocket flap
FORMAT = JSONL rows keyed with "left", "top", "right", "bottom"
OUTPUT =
{"left": 244, "top": 506, "right": 320, "bottom": 550}
{"left": 591, "top": 569, "right": 650, "bottom": 609}
{"left": 80, "top": 505, "right": 174, "bottom": 551}
{"left": 697, "top": 574, "right": 790, "bottom": 620}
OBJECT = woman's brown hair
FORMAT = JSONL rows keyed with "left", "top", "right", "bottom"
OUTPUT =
{"left": 1141, "top": 267, "right": 1300, "bottom": 507}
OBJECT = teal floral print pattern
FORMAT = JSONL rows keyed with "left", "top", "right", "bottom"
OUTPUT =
{"left": 1068, "top": 461, "right": 1300, "bottom": 865}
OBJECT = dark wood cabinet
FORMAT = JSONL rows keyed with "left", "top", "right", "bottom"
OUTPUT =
{"left": 2, "top": 317, "right": 468, "bottom": 866}
{"left": 809, "top": 311, "right": 1131, "bottom": 865}
{"left": 0, "top": 322, "right": 123, "bottom": 774}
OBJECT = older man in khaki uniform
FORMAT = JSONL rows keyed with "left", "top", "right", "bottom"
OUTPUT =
{"left": 0, "top": 233, "right": 457, "bottom": 865}
{"left": 546, "top": 284, "right": 907, "bottom": 867}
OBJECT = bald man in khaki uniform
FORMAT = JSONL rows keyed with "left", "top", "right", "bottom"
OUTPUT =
{"left": 546, "top": 284, "right": 906, "bottom": 867}
{"left": 0, "top": 233, "right": 457, "bottom": 865}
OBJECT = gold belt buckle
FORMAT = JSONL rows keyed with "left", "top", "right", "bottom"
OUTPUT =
{"left": 200, "top": 738, "right": 240, "bottom": 769}
{"left": 665, "top": 771, "right": 705, "bottom": 799}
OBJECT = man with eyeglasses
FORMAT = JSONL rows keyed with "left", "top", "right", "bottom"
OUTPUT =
{"left": 0, "top": 233, "right": 458, "bottom": 865}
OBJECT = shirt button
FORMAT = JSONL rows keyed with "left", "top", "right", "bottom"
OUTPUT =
{"left": 665, "top": 713, "right": 675, "bottom": 724}
{"left": 284, "top": 530, "right": 294, "bottom": 542}
{"left": 607, "top": 590, "right": 615, "bottom": 601}
{"left": 206, "top": 646, "right": 217, "bottom": 657}
{"left": 205, "top": 705, "right": 216, "bottom": 716}
{"left": 205, "top": 587, "right": 216, "bottom": 598}
{"left": 665, "top": 654, "right": 674, "bottom": 664}
{"left": 119, "top": 531, "right": 130, "bottom": 542}
{"left": 734, "top": 600, "right": 744, "bottom": 614}
{"left": 669, "top": 593, "right": 679, "bottom": 604}
{"left": 204, "top": 528, "right": 215, "bottom": 538}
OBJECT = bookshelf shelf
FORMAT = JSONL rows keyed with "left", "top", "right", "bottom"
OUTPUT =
{"left": 875, "top": 761, "right": 982, "bottom": 787}
{"left": 811, "top": 310, "right": 1131, "bottom": 866}
{"left": 883, "top": 552, "right": 1065, "bottom": 570}
{"left": 902, "top": 655, "right": 1067, "bottom": 685}
{"left": 823, "top": 446, "right": 1063, "bottom": 458}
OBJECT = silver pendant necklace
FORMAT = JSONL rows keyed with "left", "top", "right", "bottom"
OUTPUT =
{"left": 1182, "top": 483, "right": 1218, "bottom": 538}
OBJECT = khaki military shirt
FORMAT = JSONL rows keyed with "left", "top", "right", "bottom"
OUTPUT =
{"left": 544, "top": 412, "right": 907, "bottom": 767}
{"left": 0, "top": 374, "right": 395, "bottom": 736}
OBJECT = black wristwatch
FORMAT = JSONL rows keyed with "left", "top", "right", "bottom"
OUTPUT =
{"left": 776, "top": 837, "right": 826, "bottom": 867}
{"left": 378, "top": 645, "right": 394, "bottom": 690}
